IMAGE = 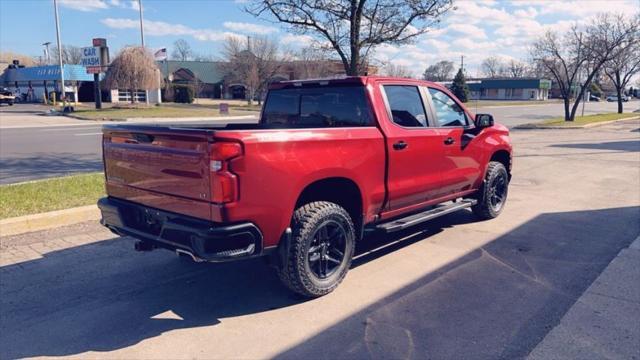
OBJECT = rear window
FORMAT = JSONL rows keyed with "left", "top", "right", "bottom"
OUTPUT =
{"left": 261, "top": 86, "right": 373, "bottom": 128}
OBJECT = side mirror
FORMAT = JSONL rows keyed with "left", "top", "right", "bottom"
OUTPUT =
{"left": 475, "top": 113, "right": 494, "bottom": 128}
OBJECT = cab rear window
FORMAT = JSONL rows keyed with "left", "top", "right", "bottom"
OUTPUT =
{"left": 261, "top": 86, "right": 373, "bottom": 128}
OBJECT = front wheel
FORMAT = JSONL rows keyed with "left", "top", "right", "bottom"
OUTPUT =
{"left": 472, "top": 161, "right": 509, "bottom": 220}
{"left": 277, "top": 201, "right": 356, "bottom": 298}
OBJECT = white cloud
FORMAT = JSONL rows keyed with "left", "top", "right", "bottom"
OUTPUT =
{"left": 222, "top": 22, "right": 278, "bottom": 34}
{"left": 101, "top": 18, "right": 242, "bottom": 42}
{"left": 58, "top": 0, "right": 109, "bottom": 11}
{"left": 448, "top": 23, "right": 488, "bottom": 39}
{"left": 422, "top": 38, "right": 450, "bottom": 52}
{"left": 280, "top": 34, "right": 314, "bottom": 46}
{"left": 535, "top": 0, "right": 638, "bottom": 17}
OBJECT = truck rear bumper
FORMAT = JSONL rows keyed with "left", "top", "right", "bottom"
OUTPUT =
{"left": 98, "top": 197, "right": 264, "bottom": 262}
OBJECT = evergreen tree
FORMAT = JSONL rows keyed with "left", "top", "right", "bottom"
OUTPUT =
{"left": 451, "top": 68, "right": 470, "bottom": 102}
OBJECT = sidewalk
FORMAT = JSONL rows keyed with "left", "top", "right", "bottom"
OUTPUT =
{"left": 528, "top": 235, "right": 640, "bottom": 359}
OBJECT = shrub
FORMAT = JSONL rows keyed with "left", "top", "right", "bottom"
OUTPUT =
{"left": 173, "top": 85, "right": 194, "bottom": 103}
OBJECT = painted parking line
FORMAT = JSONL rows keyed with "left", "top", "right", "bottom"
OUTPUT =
{"left": 73, "top": 132, "right": 103, "bottom": 136}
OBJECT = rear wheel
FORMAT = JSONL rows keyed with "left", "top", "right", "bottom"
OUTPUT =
{"left": 277, "top": 201, "right": 355, "bottom": 298}
{"left": 472, "top": 161, "right": 509, "bottom": 220}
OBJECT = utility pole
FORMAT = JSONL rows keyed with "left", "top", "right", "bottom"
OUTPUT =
{"left": 137, "top": 0, "right": 149, "bottom": 105}
{"left": 53, "top": 0, "right": 65, "bottom": 104}
{"left": 460, "top": 55, "right": 464, "bottom": 72}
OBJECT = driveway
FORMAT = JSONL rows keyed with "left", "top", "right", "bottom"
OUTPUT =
{"left": 1, "top": 120, "right": 638, "bottom": 359}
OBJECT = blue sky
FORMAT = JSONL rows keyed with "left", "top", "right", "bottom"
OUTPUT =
{"left": 1, "top": 0, "right": 638, "bottom": 76}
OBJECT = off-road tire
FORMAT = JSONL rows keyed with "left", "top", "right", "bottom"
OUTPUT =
{"left": 472, "top": 161, "right": 509, "bottom": 220}
{"left": 277, "top": 201, "right": 356, "bottom": 298}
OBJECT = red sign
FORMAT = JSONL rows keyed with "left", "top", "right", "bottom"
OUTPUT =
{"left": 92, "top": 38, "right": 107, "bottom": 47}
{"left": 219, "top": 103, "right": 229, "bottom": 115}
{"left": 86, "top": 66, "right": 102, "bottom": 74}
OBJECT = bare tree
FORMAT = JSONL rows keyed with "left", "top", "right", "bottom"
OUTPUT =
{"left": 172, "top": 39, "right": 193, "bottom": 61}
{"left": 218, "top": 36, "right": 285, "bottom": 105}
{"left": 507, "top": 59, "right": 527, "bottom": 77}
{"left": 0, "top": 51, "right": 36, "bottom": 66}
{"left": 104, "top": 47, "right": 161, "bottom": 103}
{"left": 481, "top": 56, "right": 505, "bottom": 78}
{"left": 248, "top": 0, "right": 453, "bottom": 76}
{"left": 293, "top": 47, "right": 336, "bottom": 79}
{"left": 422, "top": 60, "right": 454, "bottom": 81}
{"left": 604, "top": 41, "right": 640, "bottom": 113}
{"left": 51, "top": 45, "right": 83, "bottom": 64}
{"left": 382, "top": 63, "right": 413, "bottom": 78}
{"left": 531, "top": 13, "right": 639, "bottom": 121}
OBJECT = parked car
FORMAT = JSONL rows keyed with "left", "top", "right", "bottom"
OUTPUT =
{"left": 589, "top": 94, "right": 600, "bottom": 102}
{"left": 98, "top": 76, "right": 513, "bottom": 297}
{"left": 606, "top": 95, "right": 629, "bottom": 102}
{"left": 0, "top": 88, "right": 15, "bottom": 106}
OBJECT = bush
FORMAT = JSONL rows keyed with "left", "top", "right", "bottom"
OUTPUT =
{"left": 173, "top": 85, "right": 194, "bottom": 103}
{"left": 451, "top": 68, "right": 470, "bottom": 103}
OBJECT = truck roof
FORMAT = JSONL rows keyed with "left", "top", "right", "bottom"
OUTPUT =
{"left": 269, "top": 76, "right": 441, "bottom": 90}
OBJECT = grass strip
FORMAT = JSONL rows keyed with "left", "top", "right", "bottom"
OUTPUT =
{"left": 541, "top": 113, "right": 638, "bottom": 126}
{"left": 0, "top": 173, "right": 105, "bottom": 219}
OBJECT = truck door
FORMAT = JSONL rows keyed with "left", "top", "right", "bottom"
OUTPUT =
{"left": 378, "top": 83, "right": 444, "bottom": 212}
{"left": 426, "top": 87, "right": 483, "bottom": 196}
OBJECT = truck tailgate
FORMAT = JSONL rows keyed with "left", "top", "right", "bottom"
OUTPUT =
{"left": 102, "top": 125, "right": 213, "bottom": 219}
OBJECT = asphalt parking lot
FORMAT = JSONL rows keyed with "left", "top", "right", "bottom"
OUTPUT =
{"left": 1, "top": 100, "right": 638, "bottom": 184}
{"left": 1, "top": 120, "right": 639, "bottom": 359}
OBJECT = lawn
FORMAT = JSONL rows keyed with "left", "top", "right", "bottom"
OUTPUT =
{"left": 0, "top": 173, "right": 105, "bottom": 219}
{"left": 71, "top": 102, "right": 261, "bottom": 120}
{"left": 540, "top": 112, "right": 639, "bottom": 126}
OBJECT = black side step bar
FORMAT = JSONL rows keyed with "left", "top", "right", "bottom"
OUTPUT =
{"left": 376, "top": 199, "right": 477, "bottom": 233}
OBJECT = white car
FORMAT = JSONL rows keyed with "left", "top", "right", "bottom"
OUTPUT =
{"left": 606, "top": 95, "right": 629, "bottom": 102}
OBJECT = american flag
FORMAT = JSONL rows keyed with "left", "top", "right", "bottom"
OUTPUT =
{"left": 154, "top": 48, "right": 167, "bottom": 61}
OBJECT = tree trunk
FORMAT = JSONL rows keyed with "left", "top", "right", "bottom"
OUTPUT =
{"left": 616, "top": 71, "right": 623, "bottom": 114}
{"left": 563, "top": 97, "right": 571, "bottom": 121}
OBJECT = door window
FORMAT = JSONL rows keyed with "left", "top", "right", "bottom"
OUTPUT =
{"left": 428, "top": 88, "right": 469, "bottom": 127}
{"left": 383, "top": 85, "right": 428, "bottom": 128}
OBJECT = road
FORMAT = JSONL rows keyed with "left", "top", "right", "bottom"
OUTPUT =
{"left": 1, "top": 119, "right": 639, "bottom": 359}
{"left": 1, "top": 100, "right": 638, "bottom": 184}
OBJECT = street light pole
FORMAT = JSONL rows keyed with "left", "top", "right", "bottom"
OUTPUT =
{"left": 137, "top": 0, "right": 149, "bottom": 105}
{"left": 42, "top": 42, "right": 51, "bottom": 65}
{"left": 53, "top": 0, "right": 65, "bottom": 104}
{"left": 138, "top": 0, "right": 145, "bottom": 47}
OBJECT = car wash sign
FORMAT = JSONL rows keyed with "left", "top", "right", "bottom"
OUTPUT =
{"left": 81, "top": 46, "right": 102, "bottom": 73}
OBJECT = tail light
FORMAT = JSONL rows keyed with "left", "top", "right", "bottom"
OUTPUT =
{"left": 210, "top": 142, "right": 242, "bottom": 203}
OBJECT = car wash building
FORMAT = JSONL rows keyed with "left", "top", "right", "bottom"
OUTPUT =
{"left": 0, "top": 64, "right": 97, "bottom": 103}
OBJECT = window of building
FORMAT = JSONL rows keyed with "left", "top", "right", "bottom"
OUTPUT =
{"left": 382, "top": 85, "right": 428, "bottom": 128}
{"left": 428, "top": 88, "right": 469, "bottom": 127}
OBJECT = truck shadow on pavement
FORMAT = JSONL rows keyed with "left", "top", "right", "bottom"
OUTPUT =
{"left": 0, "top": 210, "right": 476, "bottom": 358}
{"left": 1, "top": 207, "right": 638, "bottom": 358}
{"left": 275, "top": 206, "right": 640, "bottom": 359}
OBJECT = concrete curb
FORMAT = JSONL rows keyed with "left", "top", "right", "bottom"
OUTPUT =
{"left": 514, "top": 116, "right": 640, "bottom": 130}
{"left": 0, "top": 205, "right": 100, "bottom": 238}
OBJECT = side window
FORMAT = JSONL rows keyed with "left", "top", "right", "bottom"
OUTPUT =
{"left": 383, "top": 85, "right": 428, "bottom": 128}
{"left": 428, "top": 88, "right": 469, "bottom": 127}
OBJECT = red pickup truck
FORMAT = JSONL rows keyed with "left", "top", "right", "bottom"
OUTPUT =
{"left": 98, "top": 76, "right": 512, "bottom": 297}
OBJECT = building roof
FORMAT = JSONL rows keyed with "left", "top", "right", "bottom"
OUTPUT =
{"left": 156, "top": 60, "right": 224, "bottom": 84}
{"left": 1, "top": 64, "right": 97, "bottom": 83}
{"left": 467, "top": 78, "right": 551, "bottom": 90}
